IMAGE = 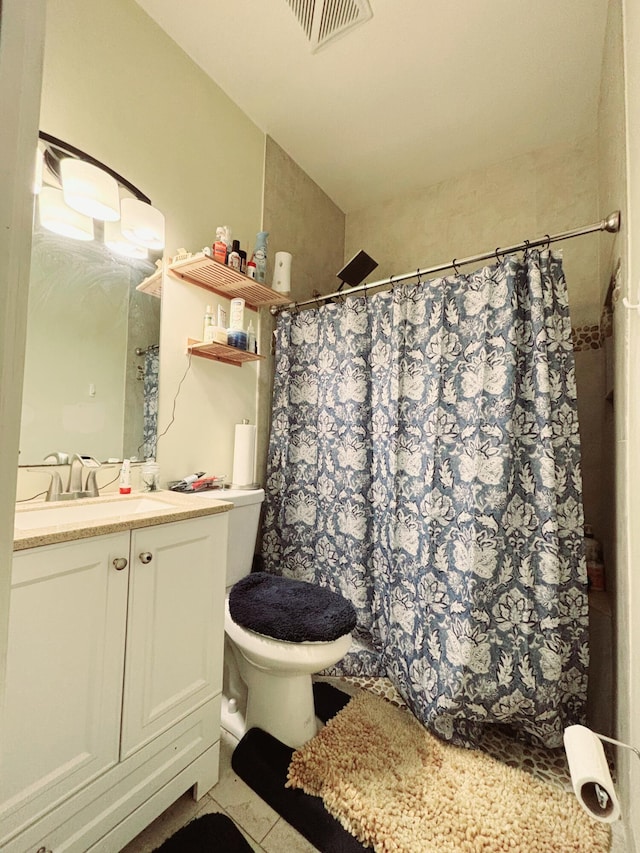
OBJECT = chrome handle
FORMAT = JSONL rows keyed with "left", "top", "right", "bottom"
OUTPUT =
{"left": 112, "top": 557, "right": 128, "bottom": 571}
{"left": 139, "top": 552, "right": 153, "bottom": 564}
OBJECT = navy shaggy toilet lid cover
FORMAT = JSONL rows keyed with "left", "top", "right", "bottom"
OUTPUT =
{"left": 228, "top": 572, "right": 357, "bottom": 642}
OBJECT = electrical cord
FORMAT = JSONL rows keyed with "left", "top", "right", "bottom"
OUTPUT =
{"left": 18, "top": 352, "right": 194, "bottom": 501}
{"left": 16, "top": 490, "right": 47, "bottom": 503}
{"left": 138, "top": 352, "right": 193, "bottom": 460}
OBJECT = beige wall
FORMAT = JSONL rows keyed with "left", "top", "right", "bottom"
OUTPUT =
{"left": 619, "top": 0, "right": 640, "bottom": 846}
{"left": 346, "top": 135, "right": 608, "bottom": 532}
{"left": 597, "top": 3, "right": 629, "bottom": 809}
{"left": 17, "top": 0, "right": 265, "bottom": 498}
{"left": 346, "top": 137, "right": 602, "bottom": 327}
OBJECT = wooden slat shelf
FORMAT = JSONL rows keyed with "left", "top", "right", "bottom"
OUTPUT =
{"left": 169, "top": 253, "right": 290, "bottom": 310}
{"left": 136, "top": 268, "right": 162, "bottom": 298}
{"left": 187, "top": 338, "right": 265, "bottom": 367}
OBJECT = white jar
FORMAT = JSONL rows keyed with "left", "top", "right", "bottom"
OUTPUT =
{"left": 229, "top": 298, "right": 245, "bottom": 331}
{"left": 141, "top": 459, "right": 160, "bottom": 492}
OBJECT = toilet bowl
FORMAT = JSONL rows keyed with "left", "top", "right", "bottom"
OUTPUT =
{"left": 197, "top": 487, "right": 354, "bottom": 748}
{"left": 225, "top": 599, "right": 352, "bottom": 747}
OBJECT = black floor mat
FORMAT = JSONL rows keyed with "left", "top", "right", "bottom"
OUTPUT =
{"left": 231, "top": 683, "right": 368, "bottom": 852}
{"left": 151, "top": 812, "right": 253, "bottom": 852}
{"left": 312, "top": 680, "right": 352, "bottom": 723}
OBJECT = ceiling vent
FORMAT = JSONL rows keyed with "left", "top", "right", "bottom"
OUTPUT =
{"left": 286, "top": 0, "right": 373, "bottom": 53}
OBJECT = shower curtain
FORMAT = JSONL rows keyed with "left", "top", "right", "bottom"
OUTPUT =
{"left": 142, "top": 346, "right": 159, "bottom": 460}
{"left": 261, "top": 250, "right": 588, "bottom": 748}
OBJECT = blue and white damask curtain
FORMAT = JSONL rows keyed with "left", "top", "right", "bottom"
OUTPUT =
{"left": 261, "top": 250, "right": 588, "bottom": 748}
{"left": 142, "top": 346, "right": 159, "bottom": 460}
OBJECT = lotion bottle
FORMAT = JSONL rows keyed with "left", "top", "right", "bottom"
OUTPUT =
{"left": 247, "top": 320, "right": 256, "bottom": 354}
{"left": 203, "top": 305, "right": 214, "bottom": 340}
{"left": 213, "top": 227, "right": 228, "bottom": 264}
{"left": 119, "top": 459, "right": 131, "bottom": 495}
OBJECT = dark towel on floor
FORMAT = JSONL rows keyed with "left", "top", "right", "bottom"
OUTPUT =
{"left": 232, "top": 727, "right": 369, "bottom": 852}
{"left": 228, "top": 571, "right": 357, "bottom": 642}
{"left": 151, "top": 812, "right": 253, "bottom": 852}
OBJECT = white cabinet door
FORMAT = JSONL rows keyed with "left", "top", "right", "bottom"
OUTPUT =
{"left": 120, "top": 515, "right": 226, "bottom": 759}
{"left": 0, "top": 533, "right": 129, "bottom": 840}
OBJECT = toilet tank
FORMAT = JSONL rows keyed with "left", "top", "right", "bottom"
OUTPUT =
{"left": 218, "top": 488, "right": 265, "bottom": 586}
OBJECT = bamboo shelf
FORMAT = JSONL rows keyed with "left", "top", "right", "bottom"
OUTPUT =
{"left": 169, "top": 253, "right": 290, "bottom": 310}
{"left": 187, "top": 338, "right": 264, "bottom": 367}
{"left": 136, "top": 268, "right": 162, "bottom": 298}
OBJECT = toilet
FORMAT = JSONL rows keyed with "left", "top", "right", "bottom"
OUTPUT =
{"left": 200, "top": 487, "right": 355, "bottom": 748}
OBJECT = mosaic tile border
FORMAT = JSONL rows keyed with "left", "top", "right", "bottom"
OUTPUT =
{"left": 571, "top": 304, "right": 614, "bottom": 352}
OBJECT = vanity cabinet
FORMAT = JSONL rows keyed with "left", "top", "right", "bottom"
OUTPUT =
{"left": 121, "top": 521, "right": 224, "bottom": 758}
{"left": 1, "top": 513, "right": 227, "bottom": 853}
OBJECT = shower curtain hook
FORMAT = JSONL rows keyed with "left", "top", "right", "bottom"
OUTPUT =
{"left": 523, "top": 239, "right": 530, "bottom": 256}
{"left": 495, "top": 247, "right": 503, "bottom": 263}
{"left": 544, "top": 234, "right": 551, "bottom": 251}
{"left": 452, "top": 259, "right": 460, "bottom": 275}
{"left": 416, "top": 268, "right": 422, "bottom": 284}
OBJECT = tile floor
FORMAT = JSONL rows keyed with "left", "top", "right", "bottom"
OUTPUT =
{"left": 121, "top": 725, "right": 314, "bottom": 853}
{"left": 122, "top": 678, "right": 630, "bottom": 853}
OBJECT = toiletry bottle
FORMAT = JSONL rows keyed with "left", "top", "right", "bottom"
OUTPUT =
{"left": 239, "top": 249, "right": 247, "bottom": 274}
{"left": 213, "top": 227, "right": 228, "bottom": 264}
{"left": 119, "top": 459, "right": 131, "bottom": 494}
{"left": 217, "top": 305, "right": 227, "bottom": 330}
{"left": 247, "top": 320, "right": 256, "bottom": 354}
{"left": 228, "top": 240, "right": 241, "bottom": 271}
{"left": 246, "top": 259, "right": 256, "bottom": 279}
{"left": 227, "top": 329, "right": 248, "bottom": 350}
{"left": 223, "top": 226, "right": 233, "bottom": 260}
{"left": 203, "top": 304, "right": 214, "bottom": 341}
{"left": 229, "top": 297, "right": 245, "bottom": 331}
{"left": 252, "top": 231, "right": 269, "bottom": 283}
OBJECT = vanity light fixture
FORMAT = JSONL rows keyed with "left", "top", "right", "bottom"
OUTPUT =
{"left": 104, "top": 218, "right": 149, "bottom": 260}
{"left": 38, "top": 187, "right": 94, "bottom": 241}
{"left": 60, "top": 157, "right": 121, "bottom": 221}
{"left": 36, "top": 132, "right": 163, "bottom": 253}
{"left": 120, "top": 197, "right": 165, "bottom": 251}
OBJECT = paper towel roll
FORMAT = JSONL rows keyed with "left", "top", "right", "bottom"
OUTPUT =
{"left": 232, "top": 422, "right": 257, "bottom": 487}
{"left": 563, "top": 725, "right": 621, "bottom": 823}
{"left": 272, "top": 251, "right": 292, "bottom": 294}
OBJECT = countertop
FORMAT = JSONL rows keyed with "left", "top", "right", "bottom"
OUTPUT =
{"left": 13, "top": 489, "right": 232, "bottom": 551}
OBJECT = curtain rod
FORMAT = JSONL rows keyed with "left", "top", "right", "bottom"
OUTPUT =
{"left": 270, "top": 210, "right": 621, "bottom": 315}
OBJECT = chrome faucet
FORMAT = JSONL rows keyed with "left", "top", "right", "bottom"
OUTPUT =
{"left": 65, "top": 454, "right": 101, "bottom": 499}
{"left": 33, "top": 454, "right": 102, "bottom": 501}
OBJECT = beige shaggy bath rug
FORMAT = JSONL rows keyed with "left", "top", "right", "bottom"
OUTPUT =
{"left": 286, "top": 691, "right": 611, "bottom": 853}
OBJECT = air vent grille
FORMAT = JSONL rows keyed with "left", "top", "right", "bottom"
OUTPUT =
{"left": 286, "top": 0, "right": 372, "bottom": 52}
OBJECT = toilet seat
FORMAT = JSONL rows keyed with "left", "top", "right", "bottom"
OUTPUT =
{"left": 228, "top": 571, "right": 357, "bottom": 642}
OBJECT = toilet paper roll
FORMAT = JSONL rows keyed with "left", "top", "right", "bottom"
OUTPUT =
{"left": 563, "top": 725, "right": 621, "bottom": 823}
{"left": 272, "top": 251, "right": 292, "bottom": 294}
{"left": 232, "top": 423, "right": 257, "bottom": 487}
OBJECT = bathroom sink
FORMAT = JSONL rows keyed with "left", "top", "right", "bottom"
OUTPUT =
{"left": 14, "top": 497, "right": 177, "bottom": 530}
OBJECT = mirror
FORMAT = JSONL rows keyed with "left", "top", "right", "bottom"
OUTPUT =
{"left": 19, "top": 134, "right": 163, "bottom": 467}
{"left": 19, "top": 224, "right": 161, "bottom": 466}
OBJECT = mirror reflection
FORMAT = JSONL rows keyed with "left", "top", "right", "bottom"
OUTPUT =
{"left": 19, "top": 225, "right": 161, "bottom": 466}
